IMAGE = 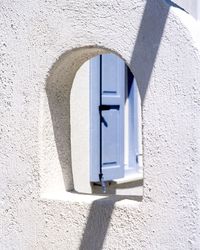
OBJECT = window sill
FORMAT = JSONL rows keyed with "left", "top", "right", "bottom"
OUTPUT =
{"left": 113, "top": 170, "right": 143, "bottom": 184}
{"left": 41, "top": 191, "right": 142, "bottom": 207}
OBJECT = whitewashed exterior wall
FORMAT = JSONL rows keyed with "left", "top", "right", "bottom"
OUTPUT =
{"left": 0, "top": 0, "right": 200, "bottom": 249}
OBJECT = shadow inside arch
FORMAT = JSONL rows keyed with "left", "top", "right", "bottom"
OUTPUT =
{"left": 45, "top": 47, "right": 110, "bottom": 191}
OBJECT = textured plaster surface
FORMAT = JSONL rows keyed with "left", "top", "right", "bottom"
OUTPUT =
{"left": 0, "top": 0, "right": 200, "bottom": 249}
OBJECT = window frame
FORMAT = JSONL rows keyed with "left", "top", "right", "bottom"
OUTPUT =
{"left": 89, "top": 54, "right": 142, "bottom": 184}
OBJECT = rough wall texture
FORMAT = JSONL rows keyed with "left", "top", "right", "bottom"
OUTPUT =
{"left": 0, "top": 0, "right": 200, "bottom": 249}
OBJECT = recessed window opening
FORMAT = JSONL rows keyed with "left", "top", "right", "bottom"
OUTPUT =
{"left": 71, "top": 53, "right": 143, "bottom": 196}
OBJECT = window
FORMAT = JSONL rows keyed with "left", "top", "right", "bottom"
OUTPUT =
{"left": 71, "top": 52, "right": 143, "bottom": 195}
{"left": 90, "top": 54, "right": 142, "bottom": 192}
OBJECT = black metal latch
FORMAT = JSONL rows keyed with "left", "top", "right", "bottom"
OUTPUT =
{"left": 99, "top": 105, "right": 112, "bottom": 111}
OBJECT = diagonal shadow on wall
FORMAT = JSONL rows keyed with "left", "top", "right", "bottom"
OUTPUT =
{"left": 131, "top": 0, "right": 185, "bottom": 104}
{"left": 79, "top": 195, "right": 142, "bottom": 250}
{"left": 131, "top": 0, "right": 169, "bottom": 104}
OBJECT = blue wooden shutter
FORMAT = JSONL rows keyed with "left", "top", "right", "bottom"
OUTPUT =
{"left": 90, "top": 54, "right": 125, "bottom": 182}
{"left": 100, "top": 54, "right": 125, "bottom": 180}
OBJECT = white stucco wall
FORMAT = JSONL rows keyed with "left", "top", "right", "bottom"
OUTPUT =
{"left": 1, "top": 0, "right": 200, "bottom": 249}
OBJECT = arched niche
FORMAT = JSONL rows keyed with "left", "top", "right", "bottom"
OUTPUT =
{"left": 42, "top": 46, "right": 142, "bottom": 194}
